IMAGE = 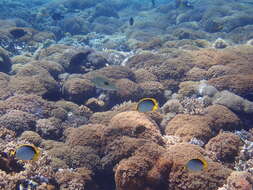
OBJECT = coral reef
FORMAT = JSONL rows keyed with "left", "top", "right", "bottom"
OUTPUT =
{"left": 205, "top": 132, "right": 243, "bottom": 163}
{"left": 165, "top": 114, "right": 212, "bottom": 143}
{"left": 36, "top": 117, "right": 63, "bottom": 140}
{"left": 18, "top": 131, "right": 42, "bottom": 146}
{"left": 205, "top": 104, "right": 241, "bottom": 131}
{"left": 0, "top": 110, "right": 36, "bottom": 136}
{"left": 227, "top": 171, "right": 253, "bottom": 190}
{"left": 62, "top": 78, "right": 96, "bottom": 104}
{"left": 55, "top": 167, "right": 97, "bottom": 190}
{"left": 103, "top": 111, "right": 164, "bottom": 145}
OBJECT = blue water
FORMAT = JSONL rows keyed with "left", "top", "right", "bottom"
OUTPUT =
{"left": 1, "top": 0, "right": 253, "bottom": 46}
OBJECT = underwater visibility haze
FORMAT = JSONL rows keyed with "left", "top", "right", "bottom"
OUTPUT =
{"left": 0, "top": 0, "right": 253, "bottom": 189}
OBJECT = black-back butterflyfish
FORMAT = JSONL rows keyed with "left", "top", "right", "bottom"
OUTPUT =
{"left": 136, "top": 98, "right": 159, "bottom": 112}
{"left": 184, "top": 158, "right": 208, "bottom": 172}
{"left": 90, "top": 76, "right": 118, "bottom": 91}
{"left": 10, "top": 144, "right": 40, "bottom": 161}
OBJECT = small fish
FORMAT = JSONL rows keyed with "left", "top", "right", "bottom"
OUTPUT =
{"left": 175, "top": 0, "right": 194, "bottom": 9}
{"left": 129, "top": 17, "right": 134, "bottom": 26}
{"left": 10, "top": 28, "right": 27, "bottom": 39}
{"left": 184, "top": 158, "right": 208, "bottom": 172}
{"left": 51, "top": 12, "right": 64, "bottom": 21}
{"left": 137, "top": 98, "right": 159, "bottom": 112}
{"left": 10, "top": 144, "right": 40, "bottom": 161}
{"left": 151, "top": 0, "right": 155, "bottom": 7}
{"left": 90, "top": 76, "right": 118, "bottom": 91}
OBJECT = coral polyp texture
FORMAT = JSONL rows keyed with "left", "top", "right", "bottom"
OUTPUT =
{"left": 0, "top": 0, "right": 253, "bottom": 189}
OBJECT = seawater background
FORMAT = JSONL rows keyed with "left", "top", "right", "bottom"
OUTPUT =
{"left": 1, "top": 0, "right": 253, "bottom": 51}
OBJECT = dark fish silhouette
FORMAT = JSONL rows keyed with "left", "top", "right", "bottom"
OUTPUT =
{"left": 129, "top": 17, "right": 134, "bottom": 26}
{"left": 51, "top": 12, "right": 64, "bottom": 20}
{"left": 151, "top": 0, "right": 155, "bottom": 7}
{"left": 10, "top": 28, "right": 27, "bottom": 38}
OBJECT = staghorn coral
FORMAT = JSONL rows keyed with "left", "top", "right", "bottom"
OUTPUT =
{"left": 115, "top": 142, "right": 166, "bottom": 190}
{"left": 11, "top": 55, "right": 33, "bottom": 65}
{"left": 36, "top": 117, "right": 63, "bottom": 140}
{"left": 8, "top": 63, "right": 60, "bottom": 100}
{"left": 165, "top": 114, "right": 212, "bottom": 143}
{"left": 0, "top": 72, "right": 12, "bottom": 100}
{"left": 138, "top": 81, "right": 165, "bottom": 100}
{"left": 185, "top": 67, "right": 208, "bottom": 81}
{"left": 205, "top": 132, "right": 243, "bottom": 163}
{"left": 207, "top": 65, "right": 235, "bottom": 78}
{"left": 0, "top": 110, "right": 36, "bottom": 136}
{"left": 178, "top": 81, "right": 199, "bottom": 97}
{"left": 62, "top": 78, "right": 96, "bottom": 104}
{"left": 65, "top": 124, "right": 104, "bottom": 153}
{"left": 103, "top": 111, "right": 164, "bottom": 146}
{"left": 205, "top": 104, "right": 241, "bottom": 132}
{"left": 227, "top": 171, "right": 253, "bottom": 190}
{"left": 89, "top": 110, "right": 117, "bottom": 126}
{"left": 0, "top": 126, "right": 16, "bottom": 143}
{"left": 0, "top": 94, "right": 56, "bottom": 118}
{"left": 55, "top": 167, "right": 97, "bottom": 190}
{"left": 101, "top": 137, "right": 150, "bottom": 172}
{"left": 125, "top": 52, "right": 165, "bottom": 71}
{"left": 18, "top": 131, "right": 42, "bottom": 146}
{"left": 29, "top": 60, "right": 64, "bottom": 79}
{"left": 47, "top": 143, "right": 100, "bottom": 171}
{"left": 134, "top": 37, "right": 163, "bottom": 50}
{"left": 84, "top": 65, "right": 136, "bottom": 82}
{"left": 134, "top": 68, "right": 158, "bottom": 83}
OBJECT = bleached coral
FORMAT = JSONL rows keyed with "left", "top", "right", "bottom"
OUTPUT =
{"left": 213, "top": 90, "right": 253, "bottom": 114}
{"left": 217, "top": 184, "right": 229, "bottom": 190}
{"left": 198, "top": 80, "right": 218, "bottom": 97}
{"left": 180, "top": 97, "right": 206, "bottom": 115}
{"left": 162, "top": 135, "right": 182, "bottom": 147}
{"left": 189, "top": 137, "right": 205, "bottom": 147}
{"left": 213, "top": 38, "right": 230, "bottom": 49}
{"left": 111, "top": 101, "right": 136, "bottom": 112}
